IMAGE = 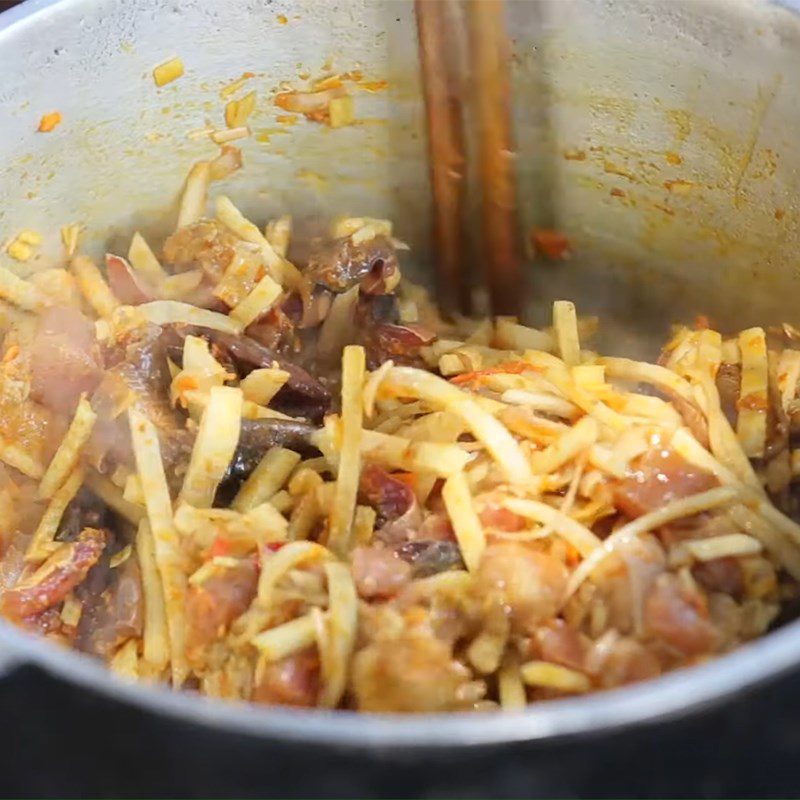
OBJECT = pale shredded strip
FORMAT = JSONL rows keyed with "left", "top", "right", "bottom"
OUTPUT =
{"left": 239, "top": 368, "right": 290, "bottom": 406}
{"left": 318, "top": 562, "right": 358, "bottom": 708}
{"left": 317, "top": 286, "right": 359, "bottom": 364}
{"left": 692, "top": 371, "right": 762, "bottom": 492}
{"left": 0, "top": 266, "right": 47, "bottom": 312}
{"left": 38, "top": 394, "right": 96, "bottom": 499}
{"left": 251, "top": 613, "right": 318, "bottom": 660}
{"left": 85, "top": 471, "right": 145, "bottom": 525}
{"left": 362, "top": 360, "right": 394, "bottom": 419}
{"left": 520, "top": 660, "right": 590, "bottom": 693}
{"left": 264, "top": 215, "right": 292, "bottom": 258}
{"left": 229, "top": 272, "right": 283, "bottom": 328}
{"left": 442, "top": 471, "right": 486, "bottom": 572}
{"left": 600, "top": 356, "right": 697, "bottom": 403}
{"left": 174, "top": 502, "right": 287, "bottom": 548}
{"left": 177, "top": 161, "right": 210, "bottom": 230}
{"left": 161, "top": 270, "right": 204, "bottom": 300}
{"left": 26, "top": 467, "right": 84, "bottom": 562}
{"left": 60, "top": 593, "right": 83, "bottom": 627}
{"left": 382, "top": 366, "right": 533, "bottom": 484}
{"left": 232, "top": 447, "right": 301, "bottom": 512}
{"left": 728, "top": 505, "right": 800, "bottom": 581}
{"left": 503, "top": 497, "right": 602, "bottom": 557}
{"left": 327, "top": 345, "right": 365, "bottom": 556}
{"left": 72, "top": 255, "right": 119, "bottom": 317}
{"left": 136, "top": 300, "right": 243, "bottom": 335}
{"left": 109, "top": 639, "right": 139, "bottom": 681}
{"left": 350, "top": 427, "right": 470, "bottom": 477}
{"left": 215, "top": 196, "right": 303, "bottom": 288}
{"left": 135, "top": 520, "right": 170, "bottom": 669}
{"left": 270, "top": 489, "right": 294, "bottom": 515}
{"left": 0, "top": 439, "right": 44, "bottom": 479}
{"left": 498, "top": 652, "right": 527, "bottom": 710}
{"left": 528, "top": 415, "right": 598, "bottom": 475}
{"left": 566, "top": 486, "right": 738, "bottom": 597}
{"left": 353, "top": 504, "right": 377, "bottom": 546}
{"left": 128, "top": 407, "right": 187, "bottom": 686}
{"left": 736, "top": 327, "right": 768, "bottom": 458}
{"left": 495, "top": 317, "right": 554, "bottom": 352}
{"left": 778, "top": 349, "right": 800, "bottom": 411}
{"left": 128, "top": 232, "right": 168, "bottom": 283}
{"left": 179, "top": 386, "right": 242, "bottom": 508}
{"left": 553, "top": 300, "right": 581, "bottom": 366}
{"left": 256, "top": 541, "right": 333, "bottom": 606}
{"left": 288, "top": 490, "right": 321, "bottom": 542}
{"left": 213, "top": 249, "right": 262, "bottom": 308}
{"left": 500, "top": 389, "right": 579, "bottom": 420}
{"left": 671, "top": 427, "right": 800, "bottom": 551}
{"left": 685, "top": 534, "right": 762, "bottom": 561}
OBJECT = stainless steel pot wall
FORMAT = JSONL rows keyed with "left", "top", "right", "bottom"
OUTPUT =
{"left": 2, "top": 0, "right": 800, "bottom": 749}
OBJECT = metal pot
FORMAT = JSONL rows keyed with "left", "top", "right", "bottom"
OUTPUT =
{"left": 2, "top": 0, "right": 800, "bottom": 793}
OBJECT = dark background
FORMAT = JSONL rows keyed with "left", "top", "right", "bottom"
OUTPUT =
{"left": 2, "top": 0, "right": 800, "bottom": 796}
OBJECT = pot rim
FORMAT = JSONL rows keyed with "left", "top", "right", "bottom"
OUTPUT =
{"left": 2, "top": 0, "right": 800, "bottom": 749}
{"left": 1, "top": 614, "right": 799, "bottom": 747}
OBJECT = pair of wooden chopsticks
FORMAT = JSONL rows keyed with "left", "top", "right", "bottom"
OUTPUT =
{"left": 415, "top": 0, "right": 520, "bottom": 318}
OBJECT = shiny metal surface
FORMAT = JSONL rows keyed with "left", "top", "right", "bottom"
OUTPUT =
{"left": 2, "top": 0, "right": 800, "bottom": 747}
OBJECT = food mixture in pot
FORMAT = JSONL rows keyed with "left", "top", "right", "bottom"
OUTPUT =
{"left": 1, "top": 153, "right": 799, "bottom": 713}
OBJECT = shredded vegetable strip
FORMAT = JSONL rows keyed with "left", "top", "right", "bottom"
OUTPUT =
{"left": 252, "top": 614, "right": 318, "bottom": 660}
{"left": 85, "top": 471, "right": 145, "bottom": 525}
{"left": 737, "top": 327, "right": 768, "bottom": 458}
{"left": 686, "top": 534, "right": 761, "bottom": 561}
{"left": 177, "top": 161, "right": 210, "bottom": 229}
{"left": 0, "top": 438, "right": 44, "bottom": 480}
{"left": 357, "top": 427, "right": 470, "bottom": 477}
{"left": 528, "top": 415, "right": 597, "bottom": 474}
{"left": 215, "top": 196, "right": 303, "bottom": 288}
{"left": 265, "top": 214, "right": 292, "bottom": 258}
{"left": 136, "top": 520, "right": 170, "bottom": 669}
{"left": 600, "top": 356, "right": 697, "bottom": 404}
{"left": 692, "top": 371, "right": 762, "bottom": 492}
{"left": 239, "top": 368, "right": 290, "bottom": 406}
{"left": 39, "top": 394, "right": 96, "bottom": 499}
{"left": 229, "top": 273, "right": 283, "bottom": 328}
{"left": 72, "top": 255, "right": 119, "bottom": 317}
{"left": 566, "top": 486, "right": 738, "bottom": 597}
{"left": 318, "top": 562, "right": 358, "bottom": 708}
{"left": 382, "top": 366, "right": 533, "bottom": 484}
{"left": 180, "top": 386, "right": 242, "bottom": 507}
{"left": 256, "top": 541, "right": 332, "bottom": 607}
{"left": 0, "top": 266, "right": 47, "bottom": 312}
{"left": 327, "top": 346, "right": 365, "bottom": 556}
{"left": 498, "top": 652, "right": 527, "bottom": 710}
{"left": 128, "top": 232, "right": 168, "bottom": 283}
{"left": 137, "top": 300, "right": 243, "bottom": 335}
{"left": 521, "top": 660, "right": 590, "bottom": 693}
{"left": 129, "top": 407, "right": 187, "bottom": 686}
{"left": 505, "top": 496, "right": 602, "bottom": 557}
{"left": 363, "top": 360, "right": 394, "bottom": 418}
{"left": 442, "top": 471, "right": 486, "bottom": 572}
{"left": 553, "top": 300, "right": 580, "bottom": 366}
{"left": 26, "top": 466, "right": 84, "bottom": 562}
{"left": 232, "top": 447, "right": 301, "bottom": 512}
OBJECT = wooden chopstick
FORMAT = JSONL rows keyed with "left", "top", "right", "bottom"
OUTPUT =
{"left": 468, "top": 0, "right": 520, "bottom": 317}
{"left": 415, "top": 0, "right": 470, "bottom": 315}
